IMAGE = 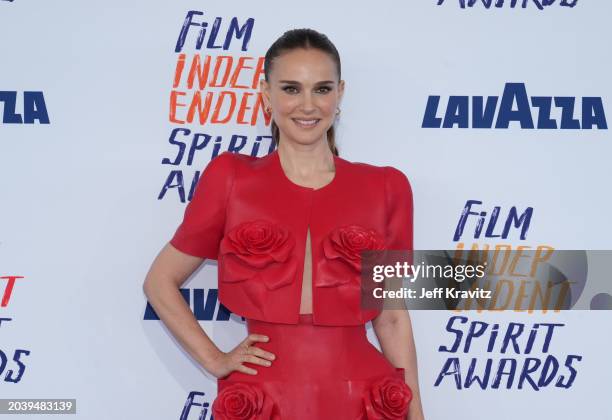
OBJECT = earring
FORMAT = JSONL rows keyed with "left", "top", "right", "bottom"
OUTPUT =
{"left": 265, "top": 106, "right": 272, "bottom": 114}
{"left": 336, "top": 107, "right": 341, "bottom": 116}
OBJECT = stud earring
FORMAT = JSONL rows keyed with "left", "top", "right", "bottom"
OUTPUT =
{"left": 336, "top": 107, "right": 341, "bottom": 116}
{"left": 265, "top": 106, "right": 272, "bottom": 114}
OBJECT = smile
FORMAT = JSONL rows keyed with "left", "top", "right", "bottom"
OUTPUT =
{"left": 292, "top": 118, "right": 320, "bottom": 128}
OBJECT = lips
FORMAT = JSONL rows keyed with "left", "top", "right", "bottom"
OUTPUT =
{"left": 292, "top": 118, "right": 320, "bottom": 128}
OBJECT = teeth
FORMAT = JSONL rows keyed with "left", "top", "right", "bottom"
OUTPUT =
{"left": 294, "top": 119, "right": 319, "bottom": 126}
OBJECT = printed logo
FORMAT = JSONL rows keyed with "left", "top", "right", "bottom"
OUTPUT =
{"left": 143, "top": 288, "right": 233, "bottom": 321}
{"left": 0, "top": 91, "right": 50, "bottom": 124}
{"left": 422, "top": 83, "right": 607, "bottom": 129}
{"left": 161, "top": 11, "right": 273, "bottom": 203}
{"left": 433, "top": 201, "right": 584, "bottom": 391}
{"left": 435, "top": 316, "right": 582, "bottom": 390}
{"left": 435, "top": 0, "right": 578, "bottom": 9}
{"left": 180, "top": 391, "right": 213, "bottom": 420}
{"left": 1, "top": 275, "right": 30, "bottom": 384}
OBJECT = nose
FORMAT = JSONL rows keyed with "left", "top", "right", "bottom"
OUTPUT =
{"left": 299, "top": 91, "right": 316, "bottom": 114}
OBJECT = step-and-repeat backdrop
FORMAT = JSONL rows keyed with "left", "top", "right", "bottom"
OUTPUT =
{"left": 2, "top": 1, "right": 611, "bottom": 419}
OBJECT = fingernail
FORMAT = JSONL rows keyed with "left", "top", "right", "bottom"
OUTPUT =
{"left": 271, "top": 354, "right": 276, "bottom": 360}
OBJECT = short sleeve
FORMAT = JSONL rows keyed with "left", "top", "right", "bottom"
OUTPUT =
{"left": 384, "top": 166, "right": 414, "bottom": 251}
{"left": 169, "top": 152, "right": 236, "bottom": 259}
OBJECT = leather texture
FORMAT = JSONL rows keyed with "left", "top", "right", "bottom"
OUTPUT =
{"left": 170, "top": 150, "right": 414, "bottom": 418}
{"left": 213, "top": 314, "right": 412, "bottom": 420}
{"left": 170, "top": 149, "right": 414, "bottom": 326}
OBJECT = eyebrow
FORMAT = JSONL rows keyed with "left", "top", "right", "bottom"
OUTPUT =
{"left": 278, "top": 80, "right": 335, "bottom": 85}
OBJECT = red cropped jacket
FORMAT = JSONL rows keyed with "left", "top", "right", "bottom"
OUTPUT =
{"left": 170, "top": 149, "right": 413, "bottom": 326}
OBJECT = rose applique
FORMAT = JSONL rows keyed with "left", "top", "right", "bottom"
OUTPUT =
{"left": 363, "top": 376, "right": 412, "bottom": 420}
{"left": 317, "top": 224, "right": 385, "bottom": 287}
{"left": 220, "top": 219, "right": 297, "bottom": 290}
{"left": 212, "top": 382, "right": 280, "bottom": 420}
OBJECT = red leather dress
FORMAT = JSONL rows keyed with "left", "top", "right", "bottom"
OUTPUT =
{"left": 170, "top": 149, "right": 414, "bottom": 420}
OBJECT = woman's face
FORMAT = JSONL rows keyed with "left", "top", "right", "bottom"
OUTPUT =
{"left": 260, "top": 48, "right": 344, "bottom": 149}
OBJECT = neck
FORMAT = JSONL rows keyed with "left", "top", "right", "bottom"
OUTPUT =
{"left": 276, "top": 139, "right": 335, "bottom": 177}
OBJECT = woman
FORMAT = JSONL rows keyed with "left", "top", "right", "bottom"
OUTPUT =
{"left": 144, "top": 28, "right": 425, "bottom": 420}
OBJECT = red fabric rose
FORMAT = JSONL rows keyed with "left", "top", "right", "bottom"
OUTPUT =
{"left": 323, "top": 225, "right": 386, "bottom": 272}
{"left": 317, "top": 225, "right": 385, "bottom": 288}
{"left": 222, "top": 219, "right": 294, "bottom": 267}
{"left": 323, "top": 225, "right": 384, "bottom": 271}
{"left": 212, "top": 382, "right": 278, "bottom": 420}
{"left": 220, "top": 220, "right": 297, "bottom": 290}
{"left": 363, "top": 376, "right": 412, "bottom": 420}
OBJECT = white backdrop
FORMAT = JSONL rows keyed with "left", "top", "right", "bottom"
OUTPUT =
{"left": 1, "top": 1, "right": 611, "bottom": 419}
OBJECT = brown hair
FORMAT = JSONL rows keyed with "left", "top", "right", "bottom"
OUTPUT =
{"left": 264, "top": 28, "right": 341, "bottom": 156}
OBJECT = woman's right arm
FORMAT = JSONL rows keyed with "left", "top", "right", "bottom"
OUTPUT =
{"left": 142, "top": 243, "right": 275, "bottom": 378}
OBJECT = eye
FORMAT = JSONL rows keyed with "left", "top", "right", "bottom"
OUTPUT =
{"left": 316, "top": 86, "right": 332, "bottom": 94}
{"left": 282, "top": 86, "right": 299, "bottom": 94}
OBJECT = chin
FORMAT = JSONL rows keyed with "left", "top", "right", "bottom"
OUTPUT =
{"left": 291, "top": 131, "right": 327, "bottom": 145}
{"left": 279, "top": 121, "right": 331, "bottom": 146}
